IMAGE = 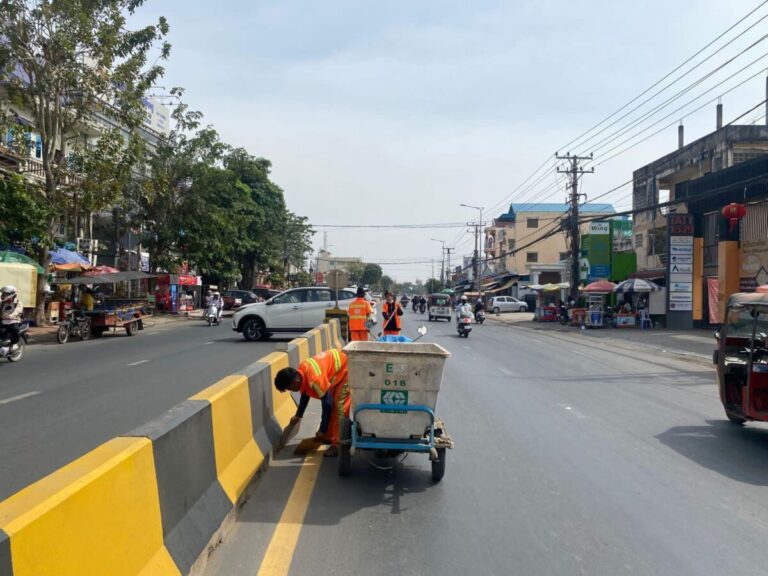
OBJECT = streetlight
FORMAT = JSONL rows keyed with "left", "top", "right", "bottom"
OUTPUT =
{"left": 460, "top": 204, "right": 484, "bottom": 296}
{"left": 431, "top": 238, "right": 446, "bottom": 285}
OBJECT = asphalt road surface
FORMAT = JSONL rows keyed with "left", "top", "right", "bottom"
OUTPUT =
{"left": 0, "top": 318, "right": 277, "bottom": 500}
{"left": 205, "top": 312, "right": 768, "bottom": 576}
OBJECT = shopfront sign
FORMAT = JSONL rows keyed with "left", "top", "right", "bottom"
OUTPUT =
{"left": 740, "top": 238, "right": 768, "bottom": 292}
{"left": 667, "top": 214, "right": 694, "bottom": 327}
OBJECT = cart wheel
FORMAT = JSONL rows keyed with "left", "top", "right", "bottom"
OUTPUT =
{"left": 125, "top": 321, "right": 138, "bottom": 336}
{"left": 431, "top": 447, "right": 446, "bottom": 482}
{"left": 80, "top": 320, "right": 91, "bottom": 341}
{"left": 339, "top": 417, "right": 352, "bottom": 477}
{"left": 726, "top": 411, "right": 747, "bottom": 425}
{"left": 57, "top": 324, "right": 69, "bottom": 344}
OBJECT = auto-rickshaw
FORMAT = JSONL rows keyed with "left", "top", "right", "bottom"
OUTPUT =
{"left": 427, "top": 293, "right": 452, "bottom": 322}
{"left": 714, "top": 292, "right": 768, "bottom": 424}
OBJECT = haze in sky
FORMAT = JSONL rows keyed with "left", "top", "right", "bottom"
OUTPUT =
{"left": 135, "top": 0, "right": 767, "bottom": 281}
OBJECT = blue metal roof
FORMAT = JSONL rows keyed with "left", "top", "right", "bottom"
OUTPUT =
{"left": 496, "top": 202, "right": 615, "bottom": 220}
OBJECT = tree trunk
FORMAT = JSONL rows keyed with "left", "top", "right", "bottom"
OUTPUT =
{"left": 35, "top": 245, "right": 49, "bottom": 325}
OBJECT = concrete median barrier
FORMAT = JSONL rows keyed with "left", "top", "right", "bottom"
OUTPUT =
{"left": 0, "top": 319, "right": 343, "bottom": 576}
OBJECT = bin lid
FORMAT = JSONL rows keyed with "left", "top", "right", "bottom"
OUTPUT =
{"left": 344, "top": 341, "right": 450, "bottom": 358}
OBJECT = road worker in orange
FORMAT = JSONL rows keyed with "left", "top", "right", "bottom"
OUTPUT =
{"left": 381, "top": 291, "right": 404, "bottom": 336}
{"left": 274, "top": 348, "right": 350, "bottom": 457}
{"left": 348, "top": 286, "right": 373, "bottom": 341}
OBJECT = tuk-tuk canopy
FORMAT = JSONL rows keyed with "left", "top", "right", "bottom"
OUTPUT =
{"left": 727, "top": 292, "right": 768, "bottom": 309}
{"left": 428, "top": 293, "right": 451, "bottom": 305}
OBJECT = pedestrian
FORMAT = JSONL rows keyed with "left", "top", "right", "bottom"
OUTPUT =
{"left": 81, "top": 288, "right": 95, "bottom": 312}
{"left": 0, "top": 286, "right": 24, "bottom": 352}
{"left": 274, "top": 349, "right": 349, "bottom": 457}
{"left": 348, "top": 286, "right": 373, "bottom": 341}
{"left": 381, "top": 291, "right": 404, "bottom": 336}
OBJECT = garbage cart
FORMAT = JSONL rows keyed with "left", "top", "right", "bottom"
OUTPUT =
{"left": 341, "top": 340, "right": 452, "bottom": 481}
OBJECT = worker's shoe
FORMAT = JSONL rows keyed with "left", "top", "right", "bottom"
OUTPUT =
{"left": 324, "top": 445, "right": 338, "bottom": 458}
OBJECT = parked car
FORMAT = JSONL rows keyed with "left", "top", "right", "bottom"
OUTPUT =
{"left": 489, "top": 296, "right": 528, "bottom": 313}
{"left": 233, "top": 286, "right": 357, "bottom": 341}
{"left": 221, "top": 290, "right": 258, "bottom": 310}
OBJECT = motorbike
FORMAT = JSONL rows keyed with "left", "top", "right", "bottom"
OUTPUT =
{"left": 412, "top": 300, "right": 419, "bottom": 312}
{"left": 457, "top": 315, "right": 472, "bottom": 338}
{"left": 57, "top": 310, "right": 91, "bottom": 344}
{"left": 419, "top": 301, "right": 426, "bottom": 314}
{"left": 558, "top": 306, "right": 570, "bottom": 325}
{"left": 475, "top": 310, "right": 486, "bottom": 324}
{"left": 0, "top": 323, "right": 29, "bottom": 362}
{"left": 205, "top": 304, "right": 221, "bottom": 326}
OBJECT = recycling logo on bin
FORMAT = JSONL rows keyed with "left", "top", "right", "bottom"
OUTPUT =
{"left": 380, "top": 390, "right": 408, "bottom": 413}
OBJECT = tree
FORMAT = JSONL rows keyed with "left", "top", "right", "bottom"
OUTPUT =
{"left": 345, "top": 261, "right": 365, "bottom": 285}
{"left": 425, "top": 278, "right": 444, "bottom": 294}
{"left": 0, "top": 0, "right": 170, "bottom": 322}
{"left": 0, "top": 175, "right": 53, "bottom": 251}
{"left": 361, "top": 263, "right": 382, "bottom": 287}
{"left": 378, "top": 275, "right": 394, "bottom": 294}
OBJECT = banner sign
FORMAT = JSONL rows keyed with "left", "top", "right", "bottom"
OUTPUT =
{"left": 667, "top": 214, "right": 694, "bottom": 316}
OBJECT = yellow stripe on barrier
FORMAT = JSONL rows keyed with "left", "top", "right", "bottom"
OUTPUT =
{"left": 289, "top": 337, "right": 310, "bottom": 364}
{"left": 259, "top": 352, "right": 294, "bottom": 430}
{"left": 0, "top": 437, "right": 178, "bottom": 576}
{"left": 191, "top": 375, "right": 264, "bottom": 503}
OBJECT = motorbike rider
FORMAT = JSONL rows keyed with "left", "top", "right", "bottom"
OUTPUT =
{"left": 456, "top": 295, "right": 473, "bottom": 325}
{"left": 212, "top": 291, "right": 224, "bottom": 320}
{"left": 1, "top": 286, "right": 24, "bottom": 351}
{"left": 204, "top": 289, "right": 214, "bottom": 308}
{"left": 474, "top": 297, "right": 485, "bottom": 318}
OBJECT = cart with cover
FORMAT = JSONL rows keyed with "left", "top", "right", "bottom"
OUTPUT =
{"left": 340, "top": 336, "right": 452, "bottom": 481}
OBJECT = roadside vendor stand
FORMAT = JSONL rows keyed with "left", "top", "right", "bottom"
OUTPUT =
{"left": 580, "top": 280, "right": 616, "bottom": 328}
{"left": 531, "top": 283, "right": 568, "bottom": 321}
{"left": 154, "top": 273, "right": 202, "bottom": 313}
{"left": 613, "top": 279, "right": 661, "bottom": 329}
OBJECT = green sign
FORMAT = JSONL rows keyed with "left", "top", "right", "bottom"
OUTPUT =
{"left": 380, "top": 390, "right": 408, "bottom": 413}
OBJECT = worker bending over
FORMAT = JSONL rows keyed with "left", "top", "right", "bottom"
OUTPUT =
{"left": 275, "top": 348, "right": 350, "bottom": 457}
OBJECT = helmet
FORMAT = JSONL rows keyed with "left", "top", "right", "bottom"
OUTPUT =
{"left": 1, "top": 286, "right": 17, "bottom": 303}
{"left": 460, "top": 295, "right": 468, "bottom": 303}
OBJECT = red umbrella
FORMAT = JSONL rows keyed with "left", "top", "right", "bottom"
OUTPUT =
{"left": 83, "top": 265, "right": 119, "bottom": 276}
{"left": 581, "top": 280, "right": 617, "bottom": 293}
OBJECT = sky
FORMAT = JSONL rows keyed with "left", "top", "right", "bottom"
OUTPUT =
{"left": 133, "top": 0, "right": 768, "bottom": 281}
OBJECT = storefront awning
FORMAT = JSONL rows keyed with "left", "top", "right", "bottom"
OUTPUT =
{"left": 485, "top": 277, "right": 519, "bottom": 294}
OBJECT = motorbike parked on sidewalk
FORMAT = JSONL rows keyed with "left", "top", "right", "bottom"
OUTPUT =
{"left": 457, "top": 316, "right": 472, "bottom": 338}
{"left": 57, "top": 310, "right": 91, "bottom": 344}
{"left": 0, "top": 323, "right": 29, "bottom": 362}
{"left": 205, "top": 304, "right": 221, "bottom": 326}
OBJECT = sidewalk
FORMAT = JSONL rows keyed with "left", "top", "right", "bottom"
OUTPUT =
{"left": 487, "top": 312, "right": 715, "bottom": 365}
{"left": 25, "top": 309, "right": 230, "bottom": 345}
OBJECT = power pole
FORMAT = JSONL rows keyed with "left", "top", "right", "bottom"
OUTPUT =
{"left": 467, "top": 219, "right": 484, "bottom": 295}
{"left": 445, "top": 247, "right": 454, "bottom": 287}
{"left": 557, "top": 153, "right": 593, "bottom": 302}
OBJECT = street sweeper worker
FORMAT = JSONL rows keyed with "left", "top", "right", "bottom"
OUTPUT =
{"left": 274, "top": 348, "right": 349, "bottom": 457}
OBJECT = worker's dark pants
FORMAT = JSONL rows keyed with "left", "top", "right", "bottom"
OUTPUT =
{"left": 1, "top": 323, "right": 20, "bottom": 346}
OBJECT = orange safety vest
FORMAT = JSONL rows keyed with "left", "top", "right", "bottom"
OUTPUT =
{"left": 348, "top": 297, "right": 372, "bottom": 331}
{"left": 297, "top": 349, "right": 348, "bottom": 399}
{"left": 382, "top": 301, "right": 402, "bottom": 331}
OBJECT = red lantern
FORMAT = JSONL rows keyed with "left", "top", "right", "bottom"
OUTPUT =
{"left": 722, "top": 202, "right": 747, "bottom": 233}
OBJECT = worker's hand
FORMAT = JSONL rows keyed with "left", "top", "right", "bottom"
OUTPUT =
{"left": 290, "top": 416, "right": 302, "bottom": 426}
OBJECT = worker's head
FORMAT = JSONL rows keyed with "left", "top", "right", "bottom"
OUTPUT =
{"left": 275, "top": 367, "right": 302, "bottom": 392}
{"left": 385, "top": 291, "right": 394, "bottom": 302}
{"left": 460, "top": 295, "right": 468, "bottom": 303}
{"left": 356, "top": 286, "right": 366, "bottom": 298}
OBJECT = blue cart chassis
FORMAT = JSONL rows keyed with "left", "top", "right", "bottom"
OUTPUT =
{"left": 351, "top": 403, "right": 436, "bottom": 453}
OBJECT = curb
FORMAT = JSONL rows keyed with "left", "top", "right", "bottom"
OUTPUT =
{"left": 0, "top": 320, "right": 343, "bottom": 576}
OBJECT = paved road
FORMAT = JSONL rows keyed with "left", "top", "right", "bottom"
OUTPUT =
{"left": 0, "top": 318, "right": 277, "bottom": 500}
{"left": 206, "top": 312, "right": 768, "bottom": 576}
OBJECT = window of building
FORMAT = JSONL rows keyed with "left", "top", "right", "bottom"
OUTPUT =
{"left": 635, "top": 233, "right": 644, "bottom": 248}
{"left": 559, "top": 252, "right": 569, "bottom": 262}
{"left": 527, "top": 218, "right": 539, "bottom": 229}
{"left": 526, "top": 252, "right": 538, "bottom": 263}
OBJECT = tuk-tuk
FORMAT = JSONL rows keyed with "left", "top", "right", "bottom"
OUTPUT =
{"left": 428, "top": 293, "right": 452, "bottom": 322}
{"left": 714, "top": 292, "right": 768, "bottom": 424}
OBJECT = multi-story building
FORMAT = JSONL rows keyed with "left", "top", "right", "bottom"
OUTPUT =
{"left": 485, "top": 203, "right": 616, "bottom": 286}
{"left": 314, "top": 250, "right": 363, "bottom": 280}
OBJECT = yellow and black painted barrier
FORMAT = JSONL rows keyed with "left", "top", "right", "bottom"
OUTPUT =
{"left": 0, "top": 320, "right": 343, "bottom": 576}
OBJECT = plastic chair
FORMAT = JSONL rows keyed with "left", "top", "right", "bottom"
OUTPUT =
{"left": 639, "top": 309, "right": 652, "bottom": 329}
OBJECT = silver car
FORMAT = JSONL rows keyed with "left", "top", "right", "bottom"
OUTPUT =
{"left": 489, "top": 296, "right": 528, "bottom": 314}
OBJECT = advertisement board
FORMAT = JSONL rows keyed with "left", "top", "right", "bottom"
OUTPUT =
{"left": 667, "top": 214, "right": 694, "bottom": 329}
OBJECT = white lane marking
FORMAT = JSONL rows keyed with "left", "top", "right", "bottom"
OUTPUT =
{"left": 570, "top": 349, "right": 591, "bottom": 358}
{"left": 499, "top": 367, "right": 514, "bottom": 376}
{"left": 204, "top": 341, "right": 215, "bottom": 345}
{"left": 462, "top": 345, "right": 471, "bottom": 350}
{"left": 126, "top": 359, "right": 149, "bottom": 367}
{"left": 0, "top": 391, "right": 42, "bottom": 405}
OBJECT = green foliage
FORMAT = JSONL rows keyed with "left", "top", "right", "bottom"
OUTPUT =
{"left": 378, "top": 275, "right": 394, "bottom": 293}
{"left": 345, "top": 261, "right": 365, "bottom": 284}
{"left": 362, "top": 263, "right": 383, "bottom": 287}
{"left": 0, "top": 176, "right": 54, "bottom": 251}
{"left": 425, "top": 278, "right": 444, "bottom": 294}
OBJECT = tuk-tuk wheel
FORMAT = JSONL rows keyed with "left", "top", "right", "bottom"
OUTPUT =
{"left": 431, "top": 447, "right": 446, "bottom": 482}
{"left": 125, "top": 321, "right": 138, "bottom": 336}
{"left": 726, "top": 411, "right": 746, "bottom": 425}
{"left": 338, "top": 417, "right": 352, "bottom": 477}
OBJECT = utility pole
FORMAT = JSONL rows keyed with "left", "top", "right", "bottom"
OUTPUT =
{"left": 445, "top": 247, "right": 454, "bottom": 287}
{"left": 460, "top": 204, "right": 484, "bottom": 296}
{"left": 556, "top": 152, "right": 593, "bottom": 302}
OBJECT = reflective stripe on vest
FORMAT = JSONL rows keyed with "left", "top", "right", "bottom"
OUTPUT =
{"left": 306, "top": 358, "right": 322, "bottom": 376}
{"left": 331, "top": 349, "right": 342, "bottom": 373}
